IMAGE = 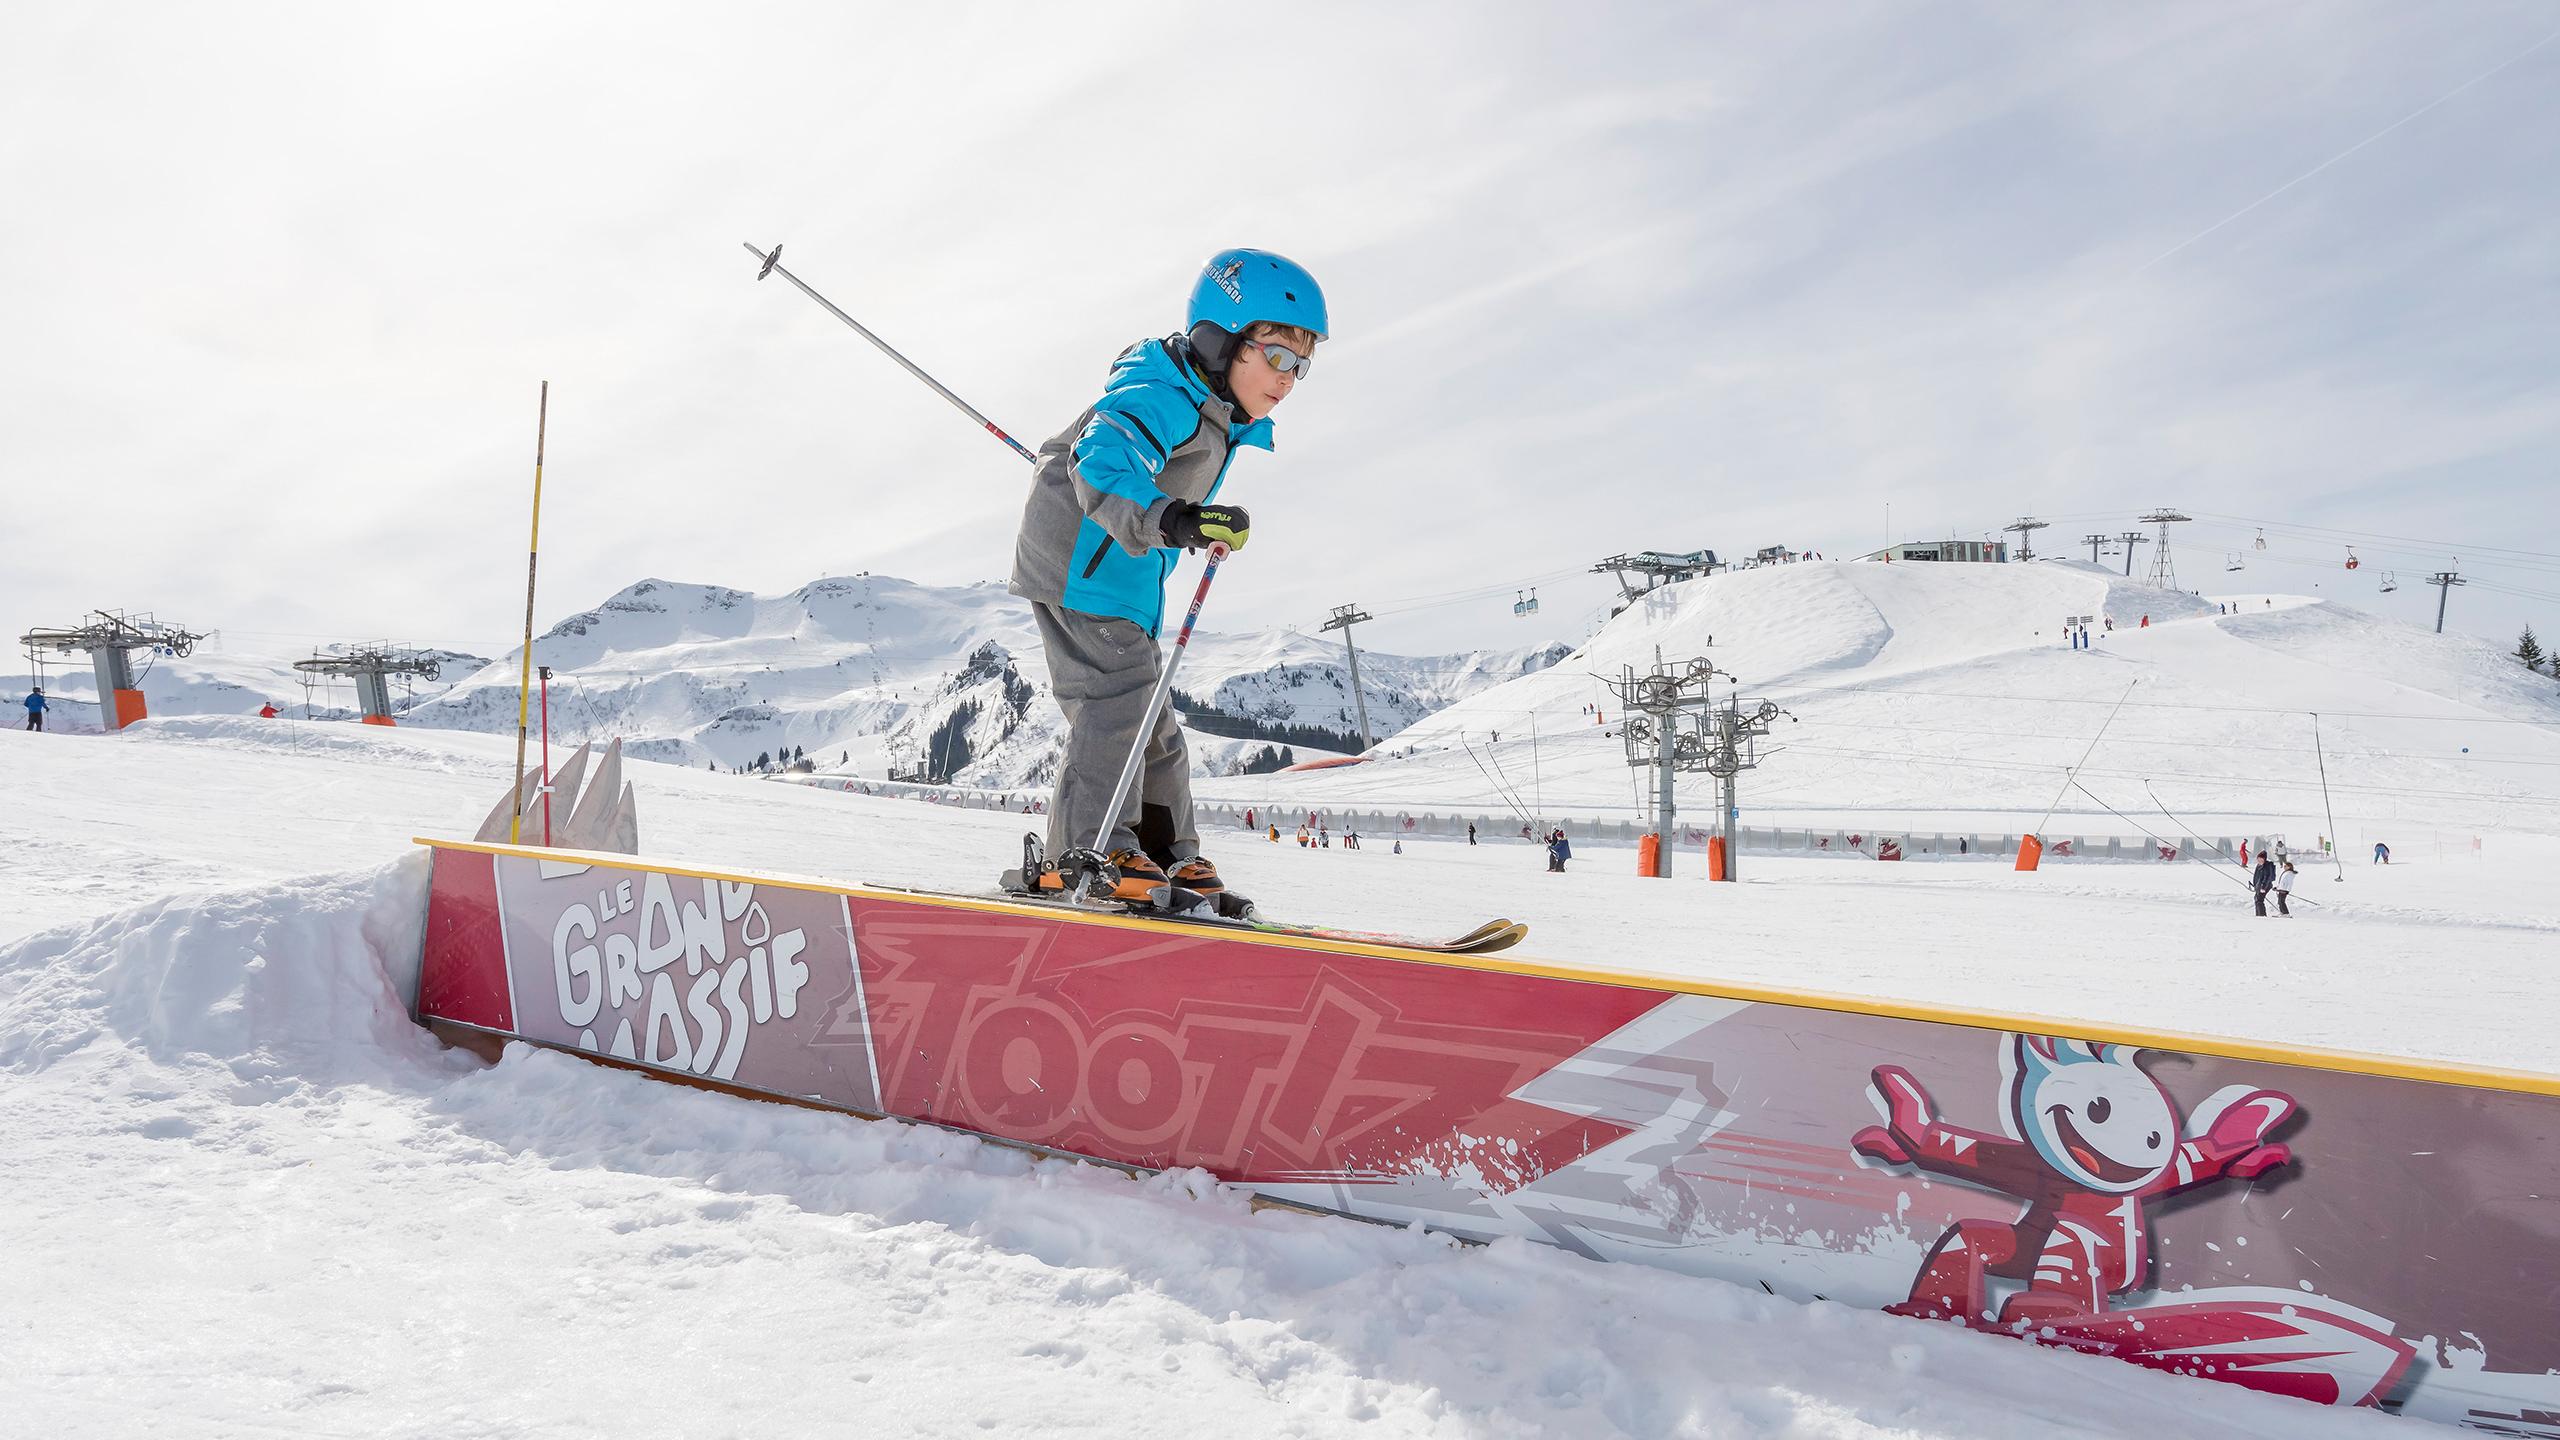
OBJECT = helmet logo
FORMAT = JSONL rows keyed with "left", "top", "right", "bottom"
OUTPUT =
{"left": 1209, "top": 259, "right": 1245, "bottom": 304}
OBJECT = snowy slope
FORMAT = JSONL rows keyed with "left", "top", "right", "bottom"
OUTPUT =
{"left": 8, "top": 559, "right": 2558, "bottom": 1437}
{"left": 1202, "top": 559, "right": 2560, "bottom": 840}
{"left": 395, "top": 573, "right": 1562, "bottom": 785}
{"left": 2, "top": 714, "right": 2520, "bottom": 1437}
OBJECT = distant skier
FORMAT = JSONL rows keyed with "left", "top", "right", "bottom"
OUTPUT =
{"left": 2373, "top": 841, "right": 2390, "bottom": 865}
{"left": 1268, "top": 823, "right": 1280, "bottom": 843}
{"left": 2252, "top": 853, "right": 2278, "bottom": 916}
{"left": 1392, "top": 838, "right": 1403, "bottom": 855}
{"left": 1547, "top": 828, "right": 1571, "bottom": 873}
{"left": 22, "top": 686, "right": 46, "bottom": 731}
{"left": 2274, "top": 860, "right": 2297, "bottom": 917}
{"left": 1467, "top": 822, "right": 1477, "bottom": 846}
{"left": 257, "top": 702, "right": 279, "bottom": 718}
{"left": 1007, "top": 248, "right": 1325, "bottom": 901}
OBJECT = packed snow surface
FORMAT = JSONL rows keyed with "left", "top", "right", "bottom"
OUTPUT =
{"left": 8, "top": 554, "right": 2551, "bottom": 1436}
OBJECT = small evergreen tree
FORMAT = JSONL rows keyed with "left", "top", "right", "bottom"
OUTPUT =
{"left": 755, "top": 750, "right": 771, "bottom": 771}
{"left": 2519, "top": 626, "right": 2547, "bottom": 673}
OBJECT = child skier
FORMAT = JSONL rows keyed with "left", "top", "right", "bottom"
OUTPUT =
{"left": 1009, "top": 249, "right": 1327, "bottom": 901}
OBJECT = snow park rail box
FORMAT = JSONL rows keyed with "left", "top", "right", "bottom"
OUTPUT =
{"left": 411, "top": 836, "right": 2560, "bottom": 1431}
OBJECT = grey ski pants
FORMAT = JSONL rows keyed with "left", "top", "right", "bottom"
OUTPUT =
{"left": 1033, "top": 602, "right": 1198, "bottom": 864}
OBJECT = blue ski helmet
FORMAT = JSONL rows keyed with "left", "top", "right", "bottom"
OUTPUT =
{"left": 1186, "top": 249, "right": 1328, "bottom": 342}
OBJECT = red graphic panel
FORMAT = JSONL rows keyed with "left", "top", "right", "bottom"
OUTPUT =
{"left": 419, "top": 847, "right": 511, "bottom": 1031}
{"left": 847, "top": 901, "right": 1661, "bottom": 1183}
{"left": 410, "top": 842, "right": 2560, "bottom": 1430}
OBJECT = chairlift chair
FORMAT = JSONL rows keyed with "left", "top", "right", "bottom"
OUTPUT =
{"left": 2344, "top": 547, "right": 2360, "bottom": 571}
{"left": 2379, "top": 571, "right": 2398, "bottom": 594}
{"left": 2224, "top": 552, "right": 2244, "bottom": 573}
{"left": 2254, "top": 528, "right": 2267, "bottom": 551}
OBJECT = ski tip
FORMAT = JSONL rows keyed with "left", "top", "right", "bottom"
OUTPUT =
{"left": 1457, "top": 921, "right": 1530, "bottom": 954}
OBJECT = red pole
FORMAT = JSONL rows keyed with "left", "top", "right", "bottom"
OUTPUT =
{"left": 538, "top": 665, "right": 553, "bottom": 846}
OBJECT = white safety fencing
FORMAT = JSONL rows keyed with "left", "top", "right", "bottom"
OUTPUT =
{"left": 774, "top": 774, "right": 2260, "bottom": 863}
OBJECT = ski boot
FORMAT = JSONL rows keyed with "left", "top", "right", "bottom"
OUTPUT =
{"left": 1040, "top": 846, "right": 1167, "bottom": 904}
{"left": 1166, "top": 856, "right": 1225, "bottom": 894}
{"left": 1160, "top": 856, "right": 1254, "bottom": 920}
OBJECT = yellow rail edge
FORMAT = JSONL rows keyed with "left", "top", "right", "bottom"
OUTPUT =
{"left": 413, "top": 835, "right": 2560, "bottom": 1100}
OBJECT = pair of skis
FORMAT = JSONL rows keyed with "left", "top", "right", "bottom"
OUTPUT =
{"left": 997, "top": 833, "right": 1526, "bottom": 955}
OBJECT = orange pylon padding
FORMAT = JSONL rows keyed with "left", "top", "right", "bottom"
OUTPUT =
{"left": 1637, "top": 833, "right": 1662, "bottom": 877}
{"left": 1707, "top": 835, "right": 1729, "bottom": 881}
{"left": 111, "top": 689, "right": 148, "bottom": 730}
{"left": 2015, "top": 834, "right": 2044, "bottom": 872}
{"left": 361, "top": 714, "right": 397, "bottom": 727}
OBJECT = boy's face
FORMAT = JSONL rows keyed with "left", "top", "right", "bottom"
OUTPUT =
{"left": 1224, "top": 330, "right": 1311, "bottom": 420}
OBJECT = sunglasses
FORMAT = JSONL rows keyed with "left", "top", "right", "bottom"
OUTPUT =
{"left": 1245, "top": 339, "right": 1313, "bottom": 382}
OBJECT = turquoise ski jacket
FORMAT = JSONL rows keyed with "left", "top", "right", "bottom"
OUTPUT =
{"left": 1007, "top": 338, "right": 1275, "bottom": 636}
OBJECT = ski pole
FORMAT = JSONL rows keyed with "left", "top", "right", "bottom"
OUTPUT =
{"left": 745, "top": 241, "right": 1236, "bottom": 899}
{"left": 742, "top": 242, "right": 1039, "bottom": 465}
{"left": 1068, "top": 542, "right": 1229, "bottom": 903}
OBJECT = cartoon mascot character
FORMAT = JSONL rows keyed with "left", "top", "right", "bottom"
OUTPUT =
{"left": 1852, "top": 1035, "right": 2296, "bottom": 1328}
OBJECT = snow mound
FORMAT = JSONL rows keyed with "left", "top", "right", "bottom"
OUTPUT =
{"left": 0, "top": 856, "right": 442, "bottom": 1088}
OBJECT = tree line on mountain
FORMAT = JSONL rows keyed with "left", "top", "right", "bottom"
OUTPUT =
{"left": 2518, "top": 628, "right": 2559, "bottom": 687}
{"left": 1169, "top": 688, "right": 1357, "bottom": 754}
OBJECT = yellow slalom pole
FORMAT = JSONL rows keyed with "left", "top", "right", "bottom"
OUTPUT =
{"left": 510, "top": 382, "right": 549, "bottom": 844}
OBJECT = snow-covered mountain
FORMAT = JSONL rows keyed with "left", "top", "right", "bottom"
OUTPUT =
{"left": 391, "top": 574, "right": 1566, "bottom": 786}
{"left": 1198, "top": 557, "right": 2560, "bottom": 838}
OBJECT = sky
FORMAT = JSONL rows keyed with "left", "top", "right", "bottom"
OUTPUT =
{"left": 5, "top": 0, "right": 2558, "bottom": 672}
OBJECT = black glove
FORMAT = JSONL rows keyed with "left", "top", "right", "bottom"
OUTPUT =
{"left": 1161, "top": 501, "right": 1250, "bottom": 552}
